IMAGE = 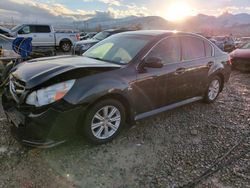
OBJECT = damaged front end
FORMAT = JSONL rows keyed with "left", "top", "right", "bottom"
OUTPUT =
{"left": 2, "top": 56, "right": 121, "bottom": 148}
{"left": 2, "top": 74, "right": 85, "bottom": 148}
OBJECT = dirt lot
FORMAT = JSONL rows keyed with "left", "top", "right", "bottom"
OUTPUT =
{"left": 0, "top": 70, "right": 249, "bottom": 188}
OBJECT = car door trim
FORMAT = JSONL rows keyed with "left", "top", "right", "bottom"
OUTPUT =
{"left": 134, "top": 96, "right": 203, "bottom": 121}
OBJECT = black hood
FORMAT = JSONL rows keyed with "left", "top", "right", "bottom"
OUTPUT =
{"left": 11, "top": 55, "right": 121, "bottom": 89}
{"left": 75, "top": 38, "right": 100, "bottom": 45}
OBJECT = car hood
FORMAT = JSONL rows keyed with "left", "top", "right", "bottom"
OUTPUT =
{"left": 230, "top": 49, "right": 250, "bottom": 59}
{"left": 76, "top": 38, "right": 100, "bottom": 45}
{"left": 11, "top": 55, "right": 121, "bottom": 89}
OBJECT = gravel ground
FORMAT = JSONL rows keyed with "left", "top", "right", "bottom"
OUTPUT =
{"left": 0, "top": 70, "right": 249, "bottom": 188}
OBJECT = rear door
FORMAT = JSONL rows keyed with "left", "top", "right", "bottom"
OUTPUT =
{"left": 179, "top": 35, "right": 214, "bottom": 98}
{"left": 32, "top": 25, "right": 54, "bottom": 47}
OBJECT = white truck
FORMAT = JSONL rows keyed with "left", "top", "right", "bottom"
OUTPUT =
{"left": 9, "top": 24, "right": 80, "bottom": 52}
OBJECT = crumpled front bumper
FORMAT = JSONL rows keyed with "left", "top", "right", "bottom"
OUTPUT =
{"left": 2, "top": 89, "right": 86, "bottom": 148}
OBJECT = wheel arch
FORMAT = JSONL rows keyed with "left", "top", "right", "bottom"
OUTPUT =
{"left": 86, "top": 92, "right": 134, "bottom": 124}
{"left": 59, "top": 38, "right": 72, "bottom": 46}
{"left": 209, "top": 71, "right": 225, "bottom": 92}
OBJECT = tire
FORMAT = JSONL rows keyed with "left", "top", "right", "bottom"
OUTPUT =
{"left": 82, "top": 99, "right": 126, "bottom": 144}
{"left": 60, "top": 41, "right": 72, "bottom": 52}
{"left": 203, "top": 76, "right": 222, "bottom": 104}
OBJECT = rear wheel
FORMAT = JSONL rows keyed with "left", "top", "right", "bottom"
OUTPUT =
{"left": 82, "top": 99, "right": 126, "bottom": 144}
{"left": 204, "top": 76, "right": 222, "bottom": 103}
{"left": 60, "top": 41, "right": 72, "bottom": 52}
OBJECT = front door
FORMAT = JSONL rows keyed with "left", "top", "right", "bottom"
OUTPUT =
{"left": 32, "top": 25, "right": 54, "bottom": 47}
{"left": 134, "top": 36, "right": 185, "bottom": 114}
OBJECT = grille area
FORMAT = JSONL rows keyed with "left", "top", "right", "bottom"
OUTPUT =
{"left": 9, "top": 75, "right": 26, "bottom": 103}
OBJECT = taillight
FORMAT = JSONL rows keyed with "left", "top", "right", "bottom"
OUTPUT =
{"left": 76, "top": 34, "right": 80, "bottom": 41}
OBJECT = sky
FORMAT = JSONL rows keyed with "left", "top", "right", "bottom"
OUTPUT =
{"left": 1, "top": 0, "right": 250, "bottom": 24}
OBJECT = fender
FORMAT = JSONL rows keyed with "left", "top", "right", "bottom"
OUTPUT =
{"left": 64, "top": 68, "right": 136, "bottom": 116}
{"left": 64, "top": 74, "right": 136, "bottom": 122}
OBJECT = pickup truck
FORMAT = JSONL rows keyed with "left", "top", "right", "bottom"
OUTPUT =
{"left": 9, "top": 24, "right": 80, "bottom": 52}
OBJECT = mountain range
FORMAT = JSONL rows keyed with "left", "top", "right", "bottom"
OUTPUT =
{"left": 67, "top": 12, "right": 250, "bottom": 36}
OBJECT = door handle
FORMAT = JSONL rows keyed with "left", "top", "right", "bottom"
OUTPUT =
{"left": 175, "top": 68, "right": 186, "bottom": 75}
{"left": 207, "top": 61, "right": 214, "bottom": 68}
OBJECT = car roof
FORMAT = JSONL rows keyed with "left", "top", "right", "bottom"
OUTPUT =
{"left": 103, "top": 29, "right": 132, "bottom": 33}
{"left": 115, "top": 30, "right": 204, "bottom": 38}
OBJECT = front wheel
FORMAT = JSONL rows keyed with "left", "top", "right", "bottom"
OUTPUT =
{"left": 82, "top": 99, "right": 126, "bottom": 144}
{"left": 203, "top": 76, "right": 222, "bottom": 103}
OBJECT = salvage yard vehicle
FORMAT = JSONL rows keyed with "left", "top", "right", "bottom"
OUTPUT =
{"left": 80, "top": 32, "right": 97, "bottom": 40}
{"left": 230, "top": 42, "right": 250, "bottom": 71}
{"left": 210, "top": 36, "right": 235, "bottom": 52}
{"left": 2, "top": 30, "right": 231, "bottom": 148}
{"left": 0, "top": 26, "right": 11, "bottom": 37}
{"left": 72, "top": 29, "right": 131, "bottom": 55}
{"left": 9, "top": 24, "right": 80, "bottom": 52}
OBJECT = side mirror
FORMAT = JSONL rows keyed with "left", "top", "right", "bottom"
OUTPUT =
{"left": 143, "top": 57, "right": 164, "bottom": 68}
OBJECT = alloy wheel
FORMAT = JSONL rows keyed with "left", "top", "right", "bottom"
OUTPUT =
{"left": 208, "top": 79, "right": 220, "bottom": 101}
{"left": 91, "top": 105, "right": 121, "bottom": 139}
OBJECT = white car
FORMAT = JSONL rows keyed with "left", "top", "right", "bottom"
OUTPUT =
{"left": 10, "top": 24, "right": 80, "bottom": 52}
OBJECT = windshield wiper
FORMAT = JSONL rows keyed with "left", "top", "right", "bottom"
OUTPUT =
{"left": 86, "top": 56, "right": 123, "bottom": 65}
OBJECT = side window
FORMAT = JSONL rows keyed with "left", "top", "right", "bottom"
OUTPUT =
{"left": 34, "top": 25, "right": 51, "bottom": 33}
{"left": 18, "top": 26, "right": 30, "bottom": 34}
{"left": 204, "top": 41, "right": 213, "bottom": 57}
{"left": 147, "top": 37, "right": 181, "bottom": 64}
{"left": 181, "top": 36, "right": 205, "bottom": 61}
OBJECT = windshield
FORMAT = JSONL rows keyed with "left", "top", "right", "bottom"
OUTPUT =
{"left": 84, "top": 35, "right": 151, "bottom": 64}
{"left": 93, "top": 31, "right": 110, "bottom": 40}
{"left": 11, "top": 24, "right": 23, "bottom": 32}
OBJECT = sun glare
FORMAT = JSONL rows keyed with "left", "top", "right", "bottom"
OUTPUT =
{"left": 165, "top": 2, "right": 194, "bottom": 22}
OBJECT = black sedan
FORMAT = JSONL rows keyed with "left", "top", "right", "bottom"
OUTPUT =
{"left": 2, "top": 30, "right": 231, "bottom": 147}
{"left": 72, "top": 29, "right": 131, "bottom": 55}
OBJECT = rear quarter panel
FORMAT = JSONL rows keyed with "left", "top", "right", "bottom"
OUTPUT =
{"left": 55, "top": 33, "right": 79, "bottom": 46}
{"left": 211, "top": 53, "right": 231, "bottom": 83}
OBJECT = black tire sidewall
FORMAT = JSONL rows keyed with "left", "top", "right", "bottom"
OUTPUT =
{"left": 60, "top": 41, "right": 71, "bottom": 52}
{"left": 83, "top": 99, "right": 126, "bottom": 144}
{"left": 204, "top": 76, "right": 222, "bottom": 103}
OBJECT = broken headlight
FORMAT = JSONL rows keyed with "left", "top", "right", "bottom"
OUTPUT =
{"left": 26, "top": 80, "right": 75, "bottom": 107}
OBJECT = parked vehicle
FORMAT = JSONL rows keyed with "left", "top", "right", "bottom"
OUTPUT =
{"left": 0, "top": 26, "right": 11, "bottom": 37}
{"left": 230, "top": 42, "right": 250, "bottom": 71}
{"left": 211, "top": 36, "right": 235, "bottom": 52}
{"left": 80, "top": 32, "right": 97, "bottom": 40}
{"left": 2, "top": 30, "right": 231, "bottom": 147}
{"left": 72, "top": 29, "right": 131, "bottom": 55}
{"left": 9, "top": 24, "right": 80, "bottom": 52}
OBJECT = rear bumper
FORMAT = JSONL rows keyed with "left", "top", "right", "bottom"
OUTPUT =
{"left": 3, "top": 92, "right": 86, "bottom": 148}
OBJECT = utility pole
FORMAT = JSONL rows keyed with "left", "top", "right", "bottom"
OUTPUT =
{"left": 11, "top": 16, "right": 14, "bottom": 27}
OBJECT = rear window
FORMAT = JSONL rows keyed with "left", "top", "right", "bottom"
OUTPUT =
{"left": 34, "top": 25, "right": 51, "bottom": 33}
{"left": 181, "top": 36, "right": 205, "bottom": 61}
{"left": 204, "top": 41, "right": 213, "bottom": 57}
